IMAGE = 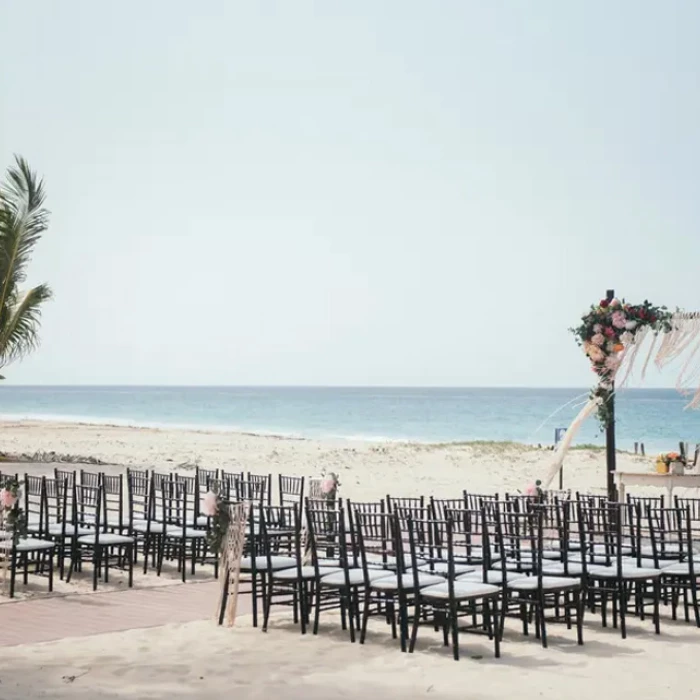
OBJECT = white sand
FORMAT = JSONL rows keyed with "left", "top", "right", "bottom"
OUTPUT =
{"left": 2, "top": 420, "right": 699, "bottom": 698}
{"left": 1, "top": 613, "right": 699, "bottom": 700}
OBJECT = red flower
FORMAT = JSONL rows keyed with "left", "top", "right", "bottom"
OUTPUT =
{"left": 604, "top": 327, "right": 616, "bottom": 338}
{"left": 638, "top": 309, "right": 645, "bottom": 319}
{"left": 600, "top": 299, "right": 610, "bottom": 308}
{"left": 649, "top": 315, "right": 656, "bottom": 323}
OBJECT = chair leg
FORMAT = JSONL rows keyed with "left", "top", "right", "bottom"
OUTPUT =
{"left": 9, "top": 550, "right": 17, "bottom": 598}
{"left": 449, "top": 600, "right": 459, "bottom": 661}
{"left": 575, "top": 590, "right": 584, "bottom": 645}
{"left": 262, "top": 580, "right": 272, "bottom": 632}
{"left": 128, "top": 545, "right": 134, "bottom": 588}
{"left": 299, "top": 582, "right": 307, "bottom": 635}
{"left": 312, "top": 583, "right": 322, "bottom": 635}
{"left": 360, "top": 590, "right": 371, "bottom": 644}
{"left": 93, "top": 547, "right": 100, "bottom": 591}
{"left": 653, "top": 579, "right": 661, "bottom": 635}
{"left": 619, "top": 582, "right": 627, "bottom": 639}
{"left": 491, "top": 598, "right": 501, "bottom": 658}
{"left": 690, "top": 577, "right": 700, "bottom": 628}
{"left": 409, "top": 599, "right": 421, "bottom": 653}
{"left": 48, "top": 550, "right": 54, "bottom": 593}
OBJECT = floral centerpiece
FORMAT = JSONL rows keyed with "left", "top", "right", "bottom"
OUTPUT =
{"left": 570, "top": 298, "right": 673, "bottom": 428}
{"left": 202, "top": 489, "right": 230, "bottom": 555}
{"left": 0, "top": 476, "right": 26, "bottom": 545}
{"left": 656, "top": 452, "right": 685, "bottom": 475}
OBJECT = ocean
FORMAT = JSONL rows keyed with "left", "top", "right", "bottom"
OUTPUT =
{"left": 0, "top": 386, "right": 697, "bottom": 454}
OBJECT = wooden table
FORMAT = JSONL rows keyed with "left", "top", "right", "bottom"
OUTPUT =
{"left": 615, "top": 470, "right": 700, "bottom": 504}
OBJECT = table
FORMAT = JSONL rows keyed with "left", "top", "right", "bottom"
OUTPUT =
{"left": 615, "top": 470, "right": 700, "bottom": 504}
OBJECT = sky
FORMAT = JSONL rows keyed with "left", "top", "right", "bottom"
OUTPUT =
{"left": 0, "top": 1, "right": 698, "bottom": 387}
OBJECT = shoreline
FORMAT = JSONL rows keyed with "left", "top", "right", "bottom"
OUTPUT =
{"left": 0, "top": 415, "right": 611, "bottom": 451}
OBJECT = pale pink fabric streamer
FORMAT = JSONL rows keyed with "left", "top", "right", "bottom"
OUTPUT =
{"left": 540, "top": 396, "right": 602, "bottom": 489}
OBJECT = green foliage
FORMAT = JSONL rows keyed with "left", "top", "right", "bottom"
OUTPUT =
{"left": 0, "top": 156, "right": 52, "bottom": 369}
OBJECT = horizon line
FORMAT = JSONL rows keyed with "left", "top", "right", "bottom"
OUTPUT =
{"left": 0, "top": 383, "right": 683, "bottom": 391}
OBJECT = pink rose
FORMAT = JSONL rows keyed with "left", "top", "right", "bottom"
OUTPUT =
{"left": 610, "top": 298, "right": 621, "bottom": 308}
{"left": 525, "top": 484, "right": 538, "bottom": 497}
{"left": 321, "top": 477, "right": 336, "bottom": 495}
{"left": 592, "top": 324, "right": 602, "bottom": 334}
{"left": 588, "top": 346, "right": 605, "bottom": 363}
{"left": 202, "top": 490, "right": 218, "bottom": 517}
{"left": 591, "top": 333, "right": 605, "bottom": 347}
{"left": 604, "top": 355, "right": 621, "bottom": 371}
{"left": 0, "top": 488, "right": 16, "bottom": 509}
{"left": 604, "top": 327, "right": 616, "bottom": 338}
{"left": 611, "top": 311, "right": 627, "bottom": 329}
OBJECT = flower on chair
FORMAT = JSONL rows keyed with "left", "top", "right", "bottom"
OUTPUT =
{"left": 202, "top": 490, "right": 219, "bottom": 517}
{"left": 0, "top": 488, "right": 17, "bottom": 509}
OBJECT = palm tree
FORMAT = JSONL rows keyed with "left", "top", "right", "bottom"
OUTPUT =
{"left": 0, "top": 156, "right": 52, "bottom": 377}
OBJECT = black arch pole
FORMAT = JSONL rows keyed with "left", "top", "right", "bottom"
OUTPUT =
{"left": 605, "top": 288, "right": 617, "bottom": 501}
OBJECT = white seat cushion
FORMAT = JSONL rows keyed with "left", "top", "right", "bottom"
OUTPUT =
{"left": 14, "top": 538, "right": 56, "bottom": 552}
{"left": 165, "top": 525, "right": 207, "bottom": 539}
{"left": 494, "top": 559, "right": 534, "bottom": 572}
{"left": 640, "top": 544, "right": 680, "bottom": 557}
{"left": 273, "top": 565, "right": 341, "bottom": 580}
{"left": 457, "top": 569, "right": 521, "bottom": 584}
{"left": 593, "top": 544, "right": 633, "bottom": 556}
{"left": 508, "top": 576, "right": 581, "bottom": 591}
{"left": 588, "top": 565, "right": 661, "bottom": 580}
{"left": 240, "top": 555, "right": 298, "bottom": 571}
{"left": 540, "top": 562, "right": 585, "bottom": 576}
{"left": 620, "top": 556, "right": 681, "bottom": 570}
{"left": 50, "top": 523, "right": 94, "bottom": 536}
{"left": 662, "top": 562, "right": 694, "bottom": 576}
{"left": 77, "top": 533, "right": 134, "bottom": 546}
{"left": 196, "top": 515, "right": 209, "bottom": 527}
{"left": 416, "top": 561, "right": 475, "bottom": 576}
{"left": 372, "top": 572, "right": 445, "bottom": 590}
{"left": 132, "top": 520, "right": 164, "bottom": 534}
{"left": 320, "top": 568, "right": 392, "bottom": 586}
{"left": 367, "top": 555, "right": 426, "bottom": 569}
{"left": 420, "top": 581, "right": 499, "bottom": 600}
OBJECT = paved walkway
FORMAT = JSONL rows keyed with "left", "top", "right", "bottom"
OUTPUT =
{"left": 0, "top": 581, "right": 249, "bottom": 647}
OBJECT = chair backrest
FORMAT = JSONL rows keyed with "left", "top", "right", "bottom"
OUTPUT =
{"left": 305, "top": 499, "right": 347, "bottom": 570}
{"left": 355, "top": 511, "right": 398, "bottom": 575}
{"left": 257, "top": 504, "right": 299, "bottom": 565}
{"left": 576, "top": 502, "right": 630, "bottom": 575}
{"left": 54, "top": 468, "right": 75, "bottom": 489}
{"left": 246, "top": 473, "right": 272, "bottom": 505}
{"left": 445, "top": 506, "right": 486, "bottom": 564}
{"left": 101, "top": 473, "right": 125, "bottom": 528}
{"left": 74, "top": 483, "right": 102, "bottom": 531}
{"left": 627, "top": 494, "right": 664, "bottom": 512}
{"left": 127, "top": 468, "right": 152, "bottom": 522}
{"left": 493, "top": 503, "right": 545, "bottom": 582}
{"left": 406, "top": 516, "right": 456, "bottom": 596}
{"left": 196, "top": 467, "right": 219, "bottom": 489}
{"left": 44, "top": 477, "right": 69, "bottom": 534}
{"left": 160, "top": 478, "right": 191, "bottom": 532}
{"left": 24, "top": 474, "right": 46, "bottom": 533}
{"left": 429, "top": 496, "right": 466, "bottom": 520}
{"left": 80, "top": 469, "right": 101, "bottom": 488}
{"left": 279, "top": 475, "right": 305, "bottom": 507}
{"left": 645, "top": 506, "right": 686, "bottom": 564}
{"left": 386, "top": 495, "right": 424, "bottom": 513}
{"left": 465, "top": 491, "right": 499, "bottom": 511}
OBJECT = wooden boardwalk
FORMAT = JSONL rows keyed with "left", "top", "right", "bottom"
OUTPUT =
{"left": 0, "top": 581, "right": 247, "bottom": 647}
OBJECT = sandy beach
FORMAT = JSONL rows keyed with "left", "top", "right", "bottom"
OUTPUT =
{"left": 2, "top": 420, "right": 699, "bottom": 699}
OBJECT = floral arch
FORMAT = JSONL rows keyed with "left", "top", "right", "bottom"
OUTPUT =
{"left": 541, "top": 293, "right": 700, "bottom": 490}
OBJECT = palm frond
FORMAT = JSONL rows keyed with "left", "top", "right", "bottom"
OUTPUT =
{"left": 0, "top": 156, "right": 49, "bottom": 312}
{"left": 0, "top": 284, "right": 53, "bottom": 366}
{"left": 0, "top": 156, "right": 53, "bottom": 369}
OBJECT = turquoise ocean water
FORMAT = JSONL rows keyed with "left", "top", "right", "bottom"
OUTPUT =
{"left": 0, "top": 386, "right": 697, "bottom": 453}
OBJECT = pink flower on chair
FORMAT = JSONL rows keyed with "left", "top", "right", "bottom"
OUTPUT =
{"left": 524, "top": 483, "right": 538, "bottom": 497}
{"left": 202, "top": 490, "right": 219, "bottom": 517}
{"left": 321, "top": 477, "right": 336, "bottom": 495}
{"left": 0, "top": 488, "right": 17, "bottom": 509}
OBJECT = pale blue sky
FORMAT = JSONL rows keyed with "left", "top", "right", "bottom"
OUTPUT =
{"left": 0, "top": 1, "right": 698, "bottom": 387}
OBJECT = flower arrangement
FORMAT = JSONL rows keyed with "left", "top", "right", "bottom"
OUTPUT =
{"left": 658, "top": 452, "right": 685, "bottom": 466}
{"left": 524, "top": 480, "right": 545, "bottom": 500}
{"left": 202, "top": 489, "right": 230, "bottom": 555}
{"left": 570, "top": 298, "right": 673, "bottom": 428}
{"left": 0, "top": 476, "right": 26, "bottom": 545}
{"left": 320, "top": 472, "right": 340, "bottom": 501}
